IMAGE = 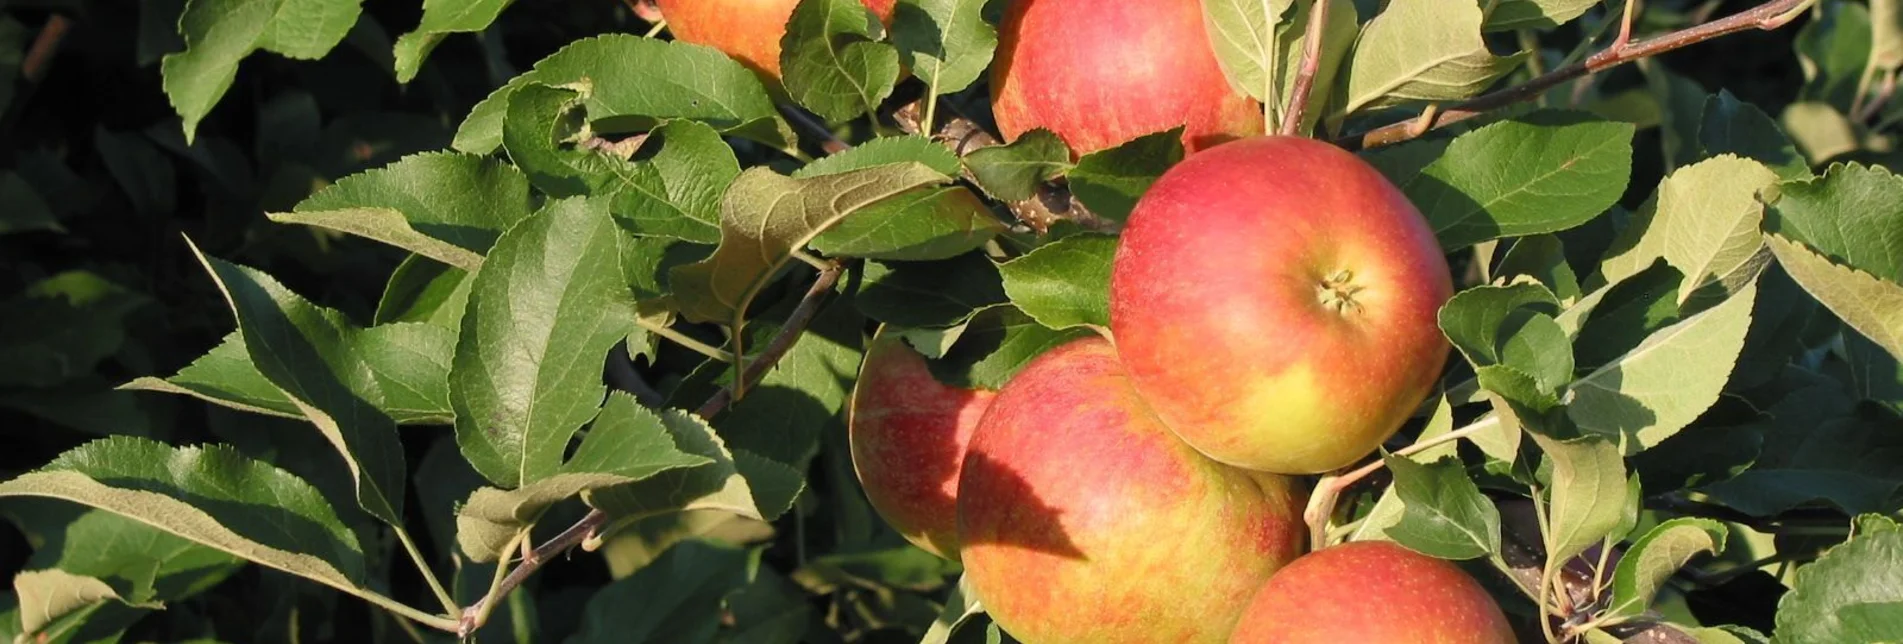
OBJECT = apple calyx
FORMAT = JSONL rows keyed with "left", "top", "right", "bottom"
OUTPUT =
{"left": 1315, "top": 269, "right": 1365, "bottom": 315}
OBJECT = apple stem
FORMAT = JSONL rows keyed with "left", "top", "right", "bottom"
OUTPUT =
{"left": 1344, "top": 0, "right": 1816, "bottom": 150}
{"left": 641, "top": 18, "right": 668, "bottom": 39}
{"left": 1301, "top": 416, "right": 1498, "bottom": 549}
{"left": 450, "top": 261, "right": 847, "bottom": 636}
{"left": 1277, "top": 0, "right": 1333, "bottom": 137}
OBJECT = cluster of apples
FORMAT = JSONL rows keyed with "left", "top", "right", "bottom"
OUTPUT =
{"left": 661, "top": 0, "right": 1516, "bottom": 641}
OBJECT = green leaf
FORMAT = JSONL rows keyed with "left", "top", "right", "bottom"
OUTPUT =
{"left": 1699, "top": 91, "right": 1810, "bottom": 181}
{"left": 118, "top": 336, "right": 286, "bottom": 420}
{"left": 189, "top": 247, "right": 411, "bottom": 524}
{"left": 1568, "top": 261, "right": 1686, "bottom": 367}
{"left": 374, "top": 256, "right": 472, "bottom": 330}
{"left": 454, "top": 393, "right": 712, "bottom": 561}
{"left": 584, "top": 406, "right": 792, "bottom": 524}
{"left": 1598, "top": 155, "right": 1779, "bottom": 304}
{"left": 454, "top": 35, "right": 787, "bottom": 154}
{"left": 567, "top": 541, "right": 754, "bottom": 644}
{"left": 1438, "top": 281, "right": 1562, "bottom": 367}
{"left": 1497, "top": 235, "right": 1583, "bottom": 303}
{"left": 10, "top": 571, "right": 152, "bottom": 640}
{"left": 0, "top": 171, "right": 60, "bottom": 235}
{"left": 498, "top": 86, "right": 743, "bottom": 247}
{"left": 855, "top": 255, "right": 1007, "bottom": 328}
{"left": 500, "top": 82, "right": 603, "bottom": 197}
{"left": 891, "top": 0, "right": 997, "bottom": 96}
{"left": 810, "top": 187, "right": 1004, "bottom": 260}
{"left": 1769, "top": 235, "right": 1903, "bottom": 359}
{"left": 1566, "top": 283, "right": 1757, "bottom": 451}
{"left": 1876, "top": 0, "right": 1903, "bottom": 73}
{"left": 1606, "top": 518, "right": 1727, "bottom": 620}
{"left": 1399, "top": 111, "right": 1633, "bottom": 251}
{"left": 124, "top": 323, "right": 456, "bottom": 426}
{"left": 796, "top": 139, "right": 994, "bottom": 259}
{"left": 391, "top": 0, "right": 510, "bottom": 83}
{"left": 1066, "top": 127, "right": 1186, "bottom": 222}
{"left": 1700, "top": 388, "right": 1903, "bottom": 516}
{"left": 451, "top": 197, "right": 637, "bottom": 488}
{"left": 781, "top": 0, "right": 902, "bottom": 123}
{"left": 1384, "top": 454, "right": 1501, "bottom": 559}
{"left": 1484, "top": 0, "right": 1595, "bottom": 31}
{"left": 1533, "top": 434, "right": 1628, "bottom": 563}
{"left": 0, "top": 437, "right": 368, "bottom": 597}
{"left": 996, "top": 234, "right": 1114, "bottom": 332}
{"left": 1795, "top": 2, "right": 1872, "bottom": 109}
{"left": 0, "top": 271, "right": 148, "bottom": 389}
{"left": 1780, "top": 102, "right": 1861, "bottom": 164}
{"left": 1500, "top": 312, "right": 1572, "bottom": 396}
{"left": 922, "top": 575, "right": 987, "bottom": 644}
{"left": 926, "top": 305, "right": 1087, "bottom": 390}
{"left": 1846, "top": 332, "right": 1903, "bottom": 413}
{"left": 795, "top": 135, "right": 963, "bottom": 178}
{"left": 1349, "top": 397, "right": 1459, "bottom": 542}
{"left": 669, "top": 163, "right": 949, "bottom": 329}
{"left": 1774, "top": 514, "right": 1903, "bottom": 644}
{"left": 278, "top": 152, "right": 535, "bottom": 269}
{"left": 161, "top": 0, "right": 364, "bottom": 142}
{"left": 963, "top": 129, "right": 1072, "bottom": 202}
{"left": 1765, "top": 163, "right": 1903, "bottom": 285}
{"left": 94, "top": 128, "right": 176, "bottom": 217}
{"left": 1201, "top": 0, "right": 1294, "bottom": 104}
{"left": 3, "top": 501, "right": 242, "bottom": 641}
{"left": 612, "top": 120, "right": 744, "bottom": 245}
{"left": 1336, "top": 0, "right": 1523, "bottom": 115}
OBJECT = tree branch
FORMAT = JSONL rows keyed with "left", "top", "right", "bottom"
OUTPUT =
{"left": 22, "top": 15, "right": 72, "bottom": 84}
{"left": 1344, "top": 0, "right": 1814, "bottom": 150}
{"left": 455, "top": 261, "right": 847, "bottom": 637}
{"left": 1278, "top": 0, "right": 1333, "bottom": 137}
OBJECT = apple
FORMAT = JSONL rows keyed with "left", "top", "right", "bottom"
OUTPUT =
{"left": 957, "top": 336, "right": 1305, "bottom": 643}
{"left": 847, "top": 329, "right": 994, "bottom": 559}
{"left": 990, "top": 0, "right": 1263, "bottom": 154}
{"left": 656, "top": 0, "right": 897, "bottom": 81}
{"left": 1109, "top": 136, "right": 1453, "bottom": 474}
{"left": 1229, "top": 541, "right": 1516, "bottom": 643}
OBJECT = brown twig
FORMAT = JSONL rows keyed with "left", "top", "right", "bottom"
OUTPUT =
{"left": 1345, "top": 0, "right": 1814, "bottom": 150}
{"left": 1278, "top": 0, "right": 1333, "bottom": 137}
{"left": 21, "top": 15, "right": 72, "bottom": 84}
{"left": 782, "top": 106, "right": 851, "bottom": 155}
{"left": 455, "top": 261, "right": 846, "bottom": 637}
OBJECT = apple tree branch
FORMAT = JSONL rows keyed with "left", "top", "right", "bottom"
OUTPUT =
{"left": 1345, "top": 0, "right": 1815, "bottom": 150}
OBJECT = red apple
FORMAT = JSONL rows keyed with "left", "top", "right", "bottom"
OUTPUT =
{"left": 957, "top": 336, "right": 1305, "bottom": 643}
{"left": 1109, "top": 136, "right": 1453, "bottom": 474}
{"left": 1230, "top": 541, "right": 1516, "bottom": 643}
{"left": 990, "top": 0, "right": 1263, "bottom": 154}
{"left": 847, "top": 329, "right": 994, "bottom": 559}
{"left": 656, "top": 0, "right": 897, "bottom": 81}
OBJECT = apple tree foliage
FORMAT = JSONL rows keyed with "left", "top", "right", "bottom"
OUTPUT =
{"left": 1, "top": 0, "right": 1902, "bottom": 642}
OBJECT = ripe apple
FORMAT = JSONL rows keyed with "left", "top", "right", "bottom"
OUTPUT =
{"left": 1109, "top": 136, "right": 1453, "bottom": 474}
{"left": 847, "top": 330, "right": 994, "bottom": 559}
{"left": 656, "top": 0, "right": 897, "bottom": 81}
{"left": 990, "top": 0, "right": 1263, "bottom": 154}
{"left": 957, "top": 336, "right": 1305, "bottom": 643}
{"left": 1230, "top": 541, "right": 1517, "bottom": 643}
